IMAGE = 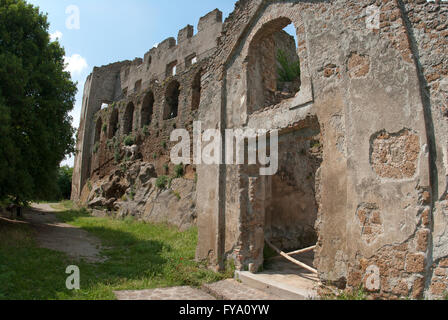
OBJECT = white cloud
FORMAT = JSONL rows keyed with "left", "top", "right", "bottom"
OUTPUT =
{"left": 50, "top": 30, "right": 63, "bottom": 42}
{"left": 64, "top": 54, "right": 88, "bottom": 76}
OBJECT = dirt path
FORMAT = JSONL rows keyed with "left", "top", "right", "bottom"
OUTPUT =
{"left": 24, "top": 203, "right": 106, "bottom": 263}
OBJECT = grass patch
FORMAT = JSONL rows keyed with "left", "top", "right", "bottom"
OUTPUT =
{"left": 322, "top": 286, "right": 368, "bottom": 301}
{"left": 50, "top": 200, "right": 75, "bottom": 211}
{"left": 0, "top": 205, "right": 230, "bottom": 300}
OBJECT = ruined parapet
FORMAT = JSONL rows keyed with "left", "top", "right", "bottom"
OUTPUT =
{"left": 117, "top": 9, "right": 223, "bottom": 100}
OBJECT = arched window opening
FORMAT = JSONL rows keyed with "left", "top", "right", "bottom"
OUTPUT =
{"left": 191, "top": 70, "right": 202, "bottom": 110}
{"left": 141, "top": 91, "right": 154, "bottom": 127}
{"left": 123, "top": 102, "right": 135, "bottom": 135}
{"left": 108, "top": 108, "right": 119, "bottom": 139}
{"left": 164, "top": 81, "right": 180, "bottom": 120}
{"left": 247, "top": 18, "right": 301, "bottom": 113}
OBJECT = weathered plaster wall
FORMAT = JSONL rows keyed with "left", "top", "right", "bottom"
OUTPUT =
{"left": 195, "top": 0, "right": 442, "bottom": 299}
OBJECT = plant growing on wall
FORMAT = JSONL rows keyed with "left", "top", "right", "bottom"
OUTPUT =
{"left": 174, "top": 164, "right": 184, "bottom": 178}
{"left": 277, "top": 49, "right": 301, "bottom": 83}
{"left": 93, "top": 142, "right": 99, "bottom": 154}
{"left": 142, "top": 125, "right": 150, "bottom": 136}
{"left": 156, "top": 176, "right": 169, "bottom": 190}
{"left": 123, "top": 135, "right": 135, "bottom": 146}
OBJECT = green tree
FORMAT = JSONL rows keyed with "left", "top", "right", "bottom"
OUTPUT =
{"left": 56, "top": 166, "right": 73, "bottom": 200}
{"left": 0, "top": 0, "right": 77, "bottom": 205}
{"left": 277, "top": 49, "right": 301, "bottom": 83}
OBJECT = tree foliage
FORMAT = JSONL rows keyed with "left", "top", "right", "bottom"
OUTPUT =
{"left": 56, "top": 166, "right": 73, "bottom": 200}
{"left": 0, "top": 0, "right": 77, "bottom": 204}
{"left": 277, "top": 49, "right": 301, "bottom": 83}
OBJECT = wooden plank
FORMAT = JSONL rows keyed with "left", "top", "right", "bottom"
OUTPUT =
{"left": 286, "top": 245, "right": 316, "bottom": 256}
{"left": 265, "top": 239, "right": 318, "bottom": 274}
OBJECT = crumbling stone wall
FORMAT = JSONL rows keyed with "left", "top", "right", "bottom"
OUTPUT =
{"left": 73, "top": 0, "right": 448, "bottom": 299}
{"left": 72, "top": 10, "right": 224, "bottom": 229}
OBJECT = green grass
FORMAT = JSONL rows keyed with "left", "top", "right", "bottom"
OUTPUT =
{"left": 0, "top": 204, "right": 231, "bottom": 300}
{"left": 322, "top": 286, "right": 368, "bottom": 301}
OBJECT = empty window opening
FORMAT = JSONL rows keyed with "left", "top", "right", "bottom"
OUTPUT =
{"left": 123, "top": 102, "right": 135, "bottom": 135}
{"left": 134, "top": 80, "right": 142, "bottom": 93}
{"left": 247, "top": 18, "right": 301, "bottom": 113}
{"left": 94, "top": 117, "right": 103, "bottom": 145}
{"left": 101, "top": 103, "right": 109, "bottom": 110}
{"left": 108, "top": 109, "right": 119, "bottom": 139}
{"left": 141, "top": 91, "right": 154, "bottom": 127}
{"left": 166, "top": 61, "right": 177, "bottom": 77}
{"left": 164, "top": 81, "right": 180, "bottom": 120}
{"left": 191, "top": 70, "right": 202, "bottom": 110}
{"left": 122, "top": 87, "right": 128, "bottom": 97}
{"left": 185, "top": 54, "right": 197, "bottom": 68}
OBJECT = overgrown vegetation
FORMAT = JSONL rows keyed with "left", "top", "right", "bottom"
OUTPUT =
{"left": 55, "top": 166, "right": 73, "bottom": 200}
{"left": 123, "top": 135, "right": 135, "bottom": 147}
{"left": 0, "top": 0, "right": 77, "bottom": 205}
{"left": 322, "top": 286, "right": 368, "bottom": 301}
{"left": 0, "top": 203, "right": 230, "bottom": 299}
{"left": 93, "top": 142, "right": 99, "bottom": 154}
{"left": 277, "top": 49, "right": 301, "bottom": 83}
{"left": 142, "top": 125, "right": 150, "bottom": 136}
{"left": 174, "top": 164, "right": 184, "bottom": 179}
{"left": 155, "top": 176, "right": 169, "bottom": 190}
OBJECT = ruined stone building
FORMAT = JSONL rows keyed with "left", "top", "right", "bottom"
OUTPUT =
{"left": 72, "top": 0, "right": 448, "bottom": 299}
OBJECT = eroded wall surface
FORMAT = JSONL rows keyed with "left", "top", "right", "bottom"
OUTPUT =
{"left": 73, "top": 0, "right": 448, "bottom": 299}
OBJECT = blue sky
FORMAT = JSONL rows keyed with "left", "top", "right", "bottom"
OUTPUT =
{"left": 26, "top": 0, "right": 237, "bottom": 166}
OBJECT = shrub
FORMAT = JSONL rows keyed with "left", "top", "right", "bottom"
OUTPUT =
{"left": 114, "top": 150, "right": 121, "bottom": 163}
{"left": 173, "top": 191, "right": 181, "bottom": 200}
{"left": 163, "top": 163, "right": 169, "bottom": 174}
{"left": 93, "top": 142, "right": 99, "bottom": 154}
{"left": 142, "top": 125, "right": 150, "bottom": 136}
{"left": 124, "top": 135, "right": 135, "bottom": 146}
{"left": 102, "top": 124, "right": 108, "bottom": 133}
{"left": 174, "top": 164, "right": 184, "bottom": 178}
{"left": 156, "top": 176, "right": 169, "bottom": 190}
{"left": 129, "top": 185, "right": 136, "bottom": 201}
{"left": 161, "top": 141, "right": 167, "bottom": 149}
{"left": 277, "top": 49, "right": 301, "bottom": 83}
